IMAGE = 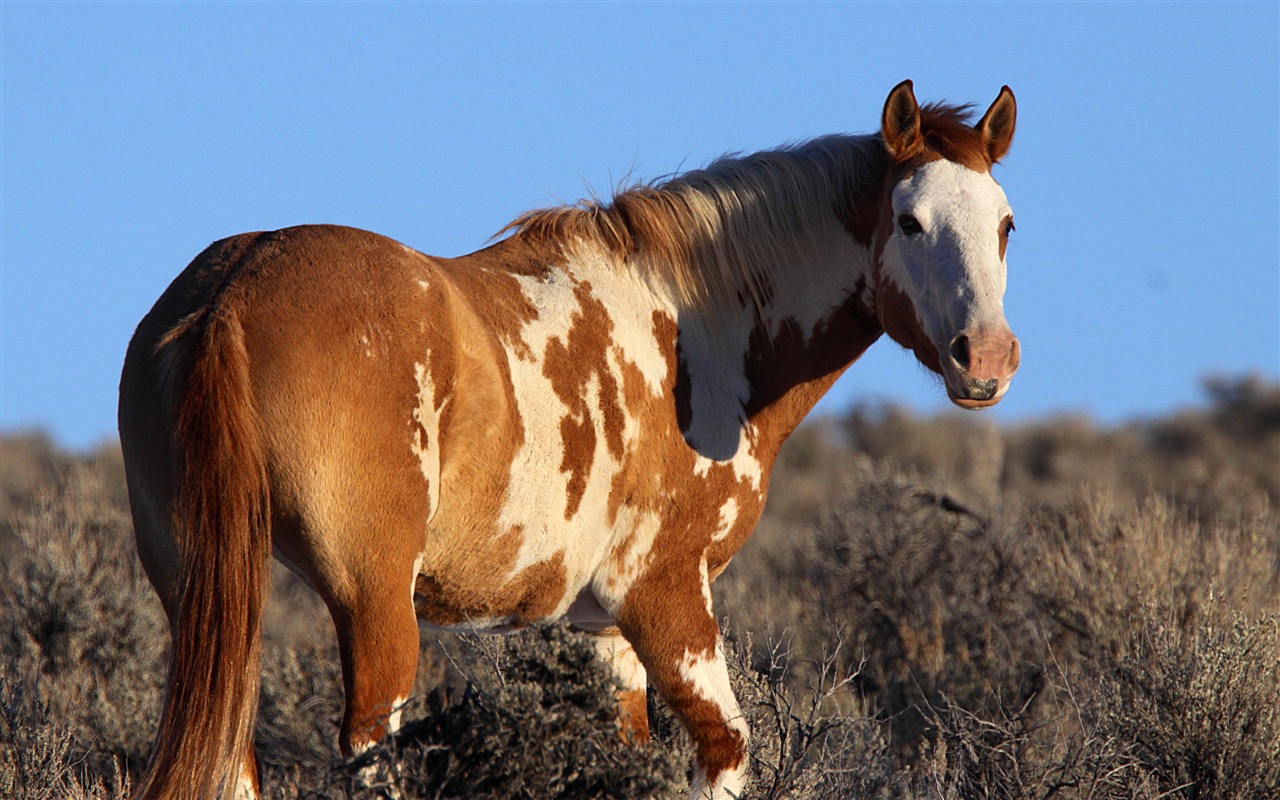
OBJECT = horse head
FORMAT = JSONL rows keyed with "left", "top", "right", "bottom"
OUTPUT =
{"left": 873, "top": 80, "right": 1021, "bottom": 409}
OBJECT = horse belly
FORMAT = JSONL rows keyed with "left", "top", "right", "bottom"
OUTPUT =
{"left": 411, "top": 450, "right": 627, "bottom": 632}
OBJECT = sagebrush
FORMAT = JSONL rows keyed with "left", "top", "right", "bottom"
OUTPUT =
{"left": 3, "top": 376, "right": 1277, "bottom": 798}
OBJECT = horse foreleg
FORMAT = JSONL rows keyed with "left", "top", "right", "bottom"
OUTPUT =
{"left": 587, "top": 627, "right": 651, "bottom": 744}
{"left": 618, "top": 566, "right": 749, "bottom": 800}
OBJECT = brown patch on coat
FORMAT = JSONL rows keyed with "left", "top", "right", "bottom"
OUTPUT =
{"left": 876, "top": 277, "right": 942, "bottom": 377}
{"left": 999, "top": 214, "right": 1013, "bottom": 262}
{"left": 437, "top": 235, "right": 557, "bottom": 362}
{"left": 742, "top": 279, "right": 882, "bottom": 444}
{"left": 542, "top": 280, "right": 626, "bottom": 519}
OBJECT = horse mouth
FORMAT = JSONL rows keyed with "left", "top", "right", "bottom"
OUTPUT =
{"left": 946, "top": 379, "right": 1007, "bottom": 410}
{"left": 949, "top": 392, "right": 1003, "bottom": 410}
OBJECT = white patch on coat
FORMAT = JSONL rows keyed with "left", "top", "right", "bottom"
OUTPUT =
{"left": 493, "top": 251, "right": 677, "bottom": 618}
{"left": 574, "top": 243, "right": 677, "bottom": 393}
{"left": 410, "top": 362, "right": 441, "bottom": 518}
{"left": 882, "top": 159, "right": 1012, "bottom": 345}
{"left": 592, "top": 508, "right": 664, "bottom": 615}
{"left": 759, "top": 223, "right": 870, "bottom": 342}
{"left": 711, "top": 497, "right": 738, "bottom": 543}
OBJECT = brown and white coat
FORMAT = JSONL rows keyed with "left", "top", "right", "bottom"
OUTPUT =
{"left": 120, "top": 81, "right": 1020, "bottom": 800}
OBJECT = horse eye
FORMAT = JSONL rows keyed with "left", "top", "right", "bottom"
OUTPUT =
{"left": 898, "top": 214, "right": 923, "bottom": 237}
{"left": 1002, "top": 217, "right": 1016, "bottom": 236}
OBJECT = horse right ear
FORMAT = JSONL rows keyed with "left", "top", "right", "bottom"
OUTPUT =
{"left": 881, "top": 80, "right": 923, "bottom": 162}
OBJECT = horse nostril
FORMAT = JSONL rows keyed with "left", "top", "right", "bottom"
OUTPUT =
{"left": 949, "top": 335, "right": 971, "bottom": 370}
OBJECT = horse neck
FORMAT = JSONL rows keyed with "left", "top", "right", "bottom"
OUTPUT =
{"left": 669, "top": 197, "right": 886, "bottom": 468}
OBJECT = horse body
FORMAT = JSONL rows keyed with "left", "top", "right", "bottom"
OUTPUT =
{"left": 120, "top": 81, "right": 1019, "bottom": 799}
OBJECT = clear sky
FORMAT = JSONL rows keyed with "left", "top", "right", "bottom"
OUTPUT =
{"left": 3, "top": 2, "right": 1277, "bottom": 450}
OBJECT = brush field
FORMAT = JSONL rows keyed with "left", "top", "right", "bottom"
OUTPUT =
{"left": 3, "top": 376, "right": 1277, "bottom": 799}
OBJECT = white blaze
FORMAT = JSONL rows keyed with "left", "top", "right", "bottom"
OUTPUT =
{"left": 884, "top": 159, "right": 1012, "bottom": 344}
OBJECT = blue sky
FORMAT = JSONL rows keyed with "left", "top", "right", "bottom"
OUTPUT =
{"left": 3, "top": 2, "right": 1277, "bottom": 450}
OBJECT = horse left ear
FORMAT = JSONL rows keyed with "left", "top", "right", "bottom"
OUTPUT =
{"left": 975, "top": 86, "right": 1016, "bottom": 163}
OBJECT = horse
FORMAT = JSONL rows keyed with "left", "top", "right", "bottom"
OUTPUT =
{"left": 119, "top": 79, "right": 1019, "bottom": 800}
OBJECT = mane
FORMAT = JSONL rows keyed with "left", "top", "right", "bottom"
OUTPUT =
{"left": 500, "top": 134, "right": 884, "bottom": 318}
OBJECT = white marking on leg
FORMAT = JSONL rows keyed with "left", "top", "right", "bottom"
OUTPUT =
{"left": 590, "top": 632, "right": 647, "bottom": 693}
{"left": 680, "top": 640, "right": 749, "bottom": 800}
{"left": 388, "top": 693, "right": 408, "bottom": 734}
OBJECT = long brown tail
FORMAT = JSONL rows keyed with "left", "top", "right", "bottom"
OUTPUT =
{"left": 136, "top": 305, "right": 272, "bottom": 800}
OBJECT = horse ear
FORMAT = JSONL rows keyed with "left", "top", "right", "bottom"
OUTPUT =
{"left": 975, "top": 86, "right": 1016, "bottom": 163}
{"left": 881, "top": 80, "right": 923, "bottom": 162}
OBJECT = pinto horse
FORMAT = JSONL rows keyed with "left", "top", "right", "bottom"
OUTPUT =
{"left": 120, "top": 80, "right": 1019, "bottom": 800}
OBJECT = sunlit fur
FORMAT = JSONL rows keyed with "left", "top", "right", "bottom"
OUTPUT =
{"left": 120, "top": 82, "right": 1017, "bottom": 800}
{"left": 505, "top": 135, "right": 880, "bottom": 321}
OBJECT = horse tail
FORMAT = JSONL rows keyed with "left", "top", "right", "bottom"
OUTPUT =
{"left": 136, "top": 302, "right": 272, "bottom": 800}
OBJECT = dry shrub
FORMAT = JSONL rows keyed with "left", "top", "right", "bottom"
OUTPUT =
{"left": 0, "top": 465, "right": 164, "bottom": 784}
{"left": 1026, "top": 494, "right": 1279, "bottom": 662}
{"left": 844, "top": 405, "right": 1008, "bottom": 515}
{"left": 728, "top": 631, "right": 896, "bottom": 800}
{"left": 0, "top": 433, "right": 127, "bottom": 528}
{"left": 1085, "top": 610, "right": 1280, "bottom": 799}
{"left": 4, "top": 375, "right": 1279, "bottom": 798}
{"left": 338, "top": 625, "right": 687, "bottom": 800}
{"left": 716, "top": 377, "right": 1280, "bottom": 798}
{"left": 0, "top": 669, "right": 135, "bottom": 800}
{"left": 816, "top": 474, "right": 1044, "bottom": 750}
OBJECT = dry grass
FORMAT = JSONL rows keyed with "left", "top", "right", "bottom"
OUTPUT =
{"left": 2, "top": 375, "right": 1278, "bottom": 798}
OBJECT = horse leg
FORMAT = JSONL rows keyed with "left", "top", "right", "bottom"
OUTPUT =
{"left": 617, "top": 563, "right": 749, "bottom": 799}
{"left": 586, "top": 627, "right": 650, "bottom": 744}
{"left": 329, "top": 568, "right": 422, "bottom": 758}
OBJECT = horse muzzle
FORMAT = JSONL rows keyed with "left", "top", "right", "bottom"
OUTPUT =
{"left": 941, "top": 325, "right": 1020, "bottom": 410}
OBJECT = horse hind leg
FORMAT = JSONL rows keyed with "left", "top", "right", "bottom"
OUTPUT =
{"left": 312, "top": 545, "right": 423, "bottom": 758}
{"left": 586, "top": 627, "right": 651, "bottom": 744}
